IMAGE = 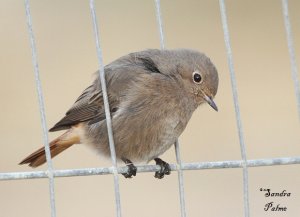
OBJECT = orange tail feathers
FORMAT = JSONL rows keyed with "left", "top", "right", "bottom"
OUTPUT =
{"left": 19, "top": 130, "right": 80, "bottom": 168}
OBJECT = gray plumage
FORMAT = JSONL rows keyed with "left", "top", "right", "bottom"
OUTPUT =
{"left": 20, "top": 49, "right": 219, "bottom": 172}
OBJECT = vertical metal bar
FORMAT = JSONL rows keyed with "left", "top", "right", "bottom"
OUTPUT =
{"left": 154, "top": 0, "right": 165, "bottom": 49}
{"left": 89, "top": 1, "right": 122, "bottom": 217}
{"left": 218, "top": 1, "right": 250, "bottom": 217}
{"left": 24, "top": 1, "right": 56, "bottom": 217}
{"left": 174, "top": 140, "right": 187, "bottom": 217}
{"left": 281, "top": 0, "right": 300, "bottom": 121}
{"left": 154, "top": 1, "right": 187, "bottom": 216}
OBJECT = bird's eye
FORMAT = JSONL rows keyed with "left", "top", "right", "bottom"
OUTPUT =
{"left": 193, "top": 72, "right": 202, "bottom": 83}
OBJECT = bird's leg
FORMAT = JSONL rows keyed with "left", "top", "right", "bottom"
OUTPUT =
{"left": 154, "top": 158, "right": 171, "bottom": 179}
{"left": 121, "top": 157, "right": 137, "bottom": 178}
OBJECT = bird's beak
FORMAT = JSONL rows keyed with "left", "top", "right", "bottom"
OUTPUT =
{"left": 204, "top": 95, "right": 218, "bottom": 111}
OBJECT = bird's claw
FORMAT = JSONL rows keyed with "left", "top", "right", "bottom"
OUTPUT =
{"left": 154, "top": 158, "right": 171, "bottom": 179}
{"left": 122, "top": 158, "right": 137, "bottom": 178}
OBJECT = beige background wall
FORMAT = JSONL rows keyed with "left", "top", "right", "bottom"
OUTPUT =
{"left": 1, "top": 0, "right": 300, "bottom": 216}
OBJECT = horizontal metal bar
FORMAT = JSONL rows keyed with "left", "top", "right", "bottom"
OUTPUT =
{"left": 1, "top": 156, "right": 300, "bottom": 181}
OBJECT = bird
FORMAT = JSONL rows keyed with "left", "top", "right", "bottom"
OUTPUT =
{"left": 19, "top": 48, "right": 219, "bottom": 179}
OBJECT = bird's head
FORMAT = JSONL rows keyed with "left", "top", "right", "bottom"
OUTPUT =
{"left": 176, "top": 50, "right": 219, "bottom": 111}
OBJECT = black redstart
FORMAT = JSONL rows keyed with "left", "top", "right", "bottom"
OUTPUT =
{"left": 20, "top": 49, "right": 219, "bottom": 179}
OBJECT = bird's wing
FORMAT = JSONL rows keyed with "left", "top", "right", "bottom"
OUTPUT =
{"left": 49, "top": 84, "right": 116, "bottom": 132}
{"left": 49, "top": 50, "right": 164, "bottom": 132}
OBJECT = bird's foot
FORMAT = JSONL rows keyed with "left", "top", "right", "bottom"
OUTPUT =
{"left": 122, "top": 158, "right": 137, "bottom": 178}
{"left": 154, "top": 158, "right": 171, "bottom": 179}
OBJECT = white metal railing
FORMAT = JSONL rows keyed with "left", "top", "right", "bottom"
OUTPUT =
{"left": 1, "top": 1, "right": 299, "bottom": 217}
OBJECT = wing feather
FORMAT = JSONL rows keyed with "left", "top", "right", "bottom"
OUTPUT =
{"left": 49, "top": 49, "right": 162, "bottom": 132}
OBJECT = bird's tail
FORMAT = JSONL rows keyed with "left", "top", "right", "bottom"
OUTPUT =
{"left": 19, "top": 129, "right": 80, "bottom": 168}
